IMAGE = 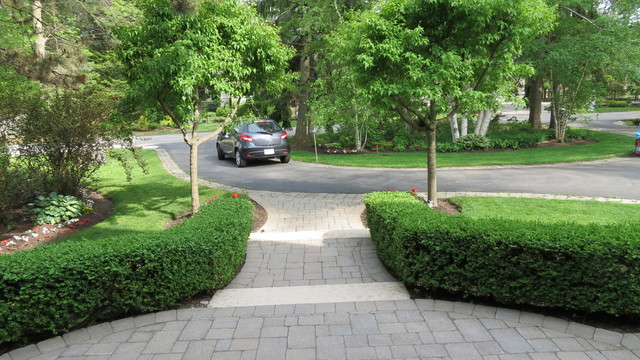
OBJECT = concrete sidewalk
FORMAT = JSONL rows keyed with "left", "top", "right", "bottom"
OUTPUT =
{"left": 4, "top": 149, "right": 639, "bottom": 360}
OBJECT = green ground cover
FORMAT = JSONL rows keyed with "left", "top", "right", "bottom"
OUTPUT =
{"left": 63, "top": 149, "right": 227, "bottom": 241}
{"left": 591, "top": 106, "right": 640, "bottom": 113}
{"left": 292, "top": 130, "right": 632, "bottom": 168}
{"left": 451, "top": 196, "right": 640, "bottom": 225}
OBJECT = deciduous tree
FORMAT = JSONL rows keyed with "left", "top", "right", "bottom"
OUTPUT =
{"left": 523, "top": 0, "right": 640, "bottom": 137}
{"left": 117, "top": 0, "right": 292, "bottom": 213}
{"left": 330, "top": 0, "right": 554, "bottom": 204}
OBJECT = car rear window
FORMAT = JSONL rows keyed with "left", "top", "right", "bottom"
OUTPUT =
{"left": 246, "top": 120, "right": 281, "bottom": 133}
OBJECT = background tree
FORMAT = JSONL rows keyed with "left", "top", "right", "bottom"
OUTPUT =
{"left": 523, "top": 0, "right": 640, "bottom": 136}
{"left": 330, "top": 0, "right": 555, "bottom": 205}
{"left": 0, "top": 0, "right": 137, "bottom": 87}
{"left": 117, "top": 0, "right": 292, "bottom": 213}
{"left": 252, "top": 0, "right": 370, "bottom": 143}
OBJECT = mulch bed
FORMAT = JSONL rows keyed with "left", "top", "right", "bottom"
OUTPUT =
{"left": 0, "top": 191, "right": 113, "bottom": 255}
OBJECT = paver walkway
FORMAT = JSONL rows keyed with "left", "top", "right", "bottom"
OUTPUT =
{"left": 4, "top": 149, "right": 639, "bottom": 360}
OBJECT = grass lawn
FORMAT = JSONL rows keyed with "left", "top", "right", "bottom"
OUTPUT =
{"left": 63, "top": 149, "right": 227, "bottom": 242}
{"left": 591, "top": 106, "right": 640, "bottom": 113}
{"left": 292, "top": 130, "right": 633, "bottom": 168}
{"left": 450, "top": 196, "right": 640, "bottom": 225}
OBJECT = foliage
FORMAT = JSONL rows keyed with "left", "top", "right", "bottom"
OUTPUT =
{"left": 0, "top": 152, "right": 31, "bottom": 225}
{"left": 329, "top": 0, "right": 555, "bottom": 203}
{"left": 364, "top": 192, "right": 640, "bottom": 316}
{"left": 523, "top": 0, "right": 640, "bottom": 138}
{"left": 455, "top": 134, "right": 490, "bottom": 151}
{"left": 28, "top": 192, "right": 84, "bottom": 226}
{"left": 252, "top": 0, "right": 372, "bottom": 143}
{"left": 14, "top": 87, "right": 134, "bottom": 196}
{"left": 117, "top": 0, "right": 292, "bottom": 213}
{"left": 0, "top": 196, "right": 253, "bottom": 346}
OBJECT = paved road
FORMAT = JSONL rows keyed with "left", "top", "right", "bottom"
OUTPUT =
{"left": 135, "top": 128, "right": 640, "bottom": 200}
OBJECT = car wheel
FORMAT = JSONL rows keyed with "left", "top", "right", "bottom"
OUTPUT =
{"left": 216, "top": 144, "right": 226, "bottom": 160}
{"left": 235, "top": 150, "right": 246, "bottom": 168}
{"left": 280, "top": 155, "right": 290, "bottom": 164}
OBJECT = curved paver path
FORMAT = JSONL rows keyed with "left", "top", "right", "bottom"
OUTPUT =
{"left": 4, "top": 149, "right": 639, "bottom": 360}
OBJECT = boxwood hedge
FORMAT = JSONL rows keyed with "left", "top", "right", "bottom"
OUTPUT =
{"left": 0, "top": 197, "right": 253, "bottom": 345}
{"left": 364, "top": 192, "right": 640, "bottom": 316}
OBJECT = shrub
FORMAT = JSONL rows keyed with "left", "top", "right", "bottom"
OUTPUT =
{"left": 436, "top": 142, "right": 461, "bottom": 152}
{"left": 365, "top": 192, "right": 640, "bottom": 316}
{"left": 456, "top": 134, "right": 490, "bottom": 151}
{"left": 0, "top": 197, "right": 253, "bottom": 346}
{"left": 0, "top": 151, "right": 33, "bottom": 224}
{"left": 15, "top": 87, "right": 131, "bottom": 196}
{"left": 598, "top": 100, "right": 630, "bottom": 107}
{"left": 28, "top": 192, "right": 84, "bottom": 225}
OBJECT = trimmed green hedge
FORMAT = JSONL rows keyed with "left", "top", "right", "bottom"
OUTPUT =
{"left": 0, "top": 197, "right": 253, "bottom": 345}
{"left": 365, "top": 192, "right": 640, "bottom": 316}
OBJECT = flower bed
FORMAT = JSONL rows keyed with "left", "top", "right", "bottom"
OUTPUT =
{"left": 364, "top": 191, "right": 640, "bottom": 316}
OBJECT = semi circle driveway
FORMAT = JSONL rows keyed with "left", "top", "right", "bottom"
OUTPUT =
{"left": 135, "top": 133, "right": 640, "bottom": 200}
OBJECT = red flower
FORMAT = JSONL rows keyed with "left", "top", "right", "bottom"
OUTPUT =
{"left": 412, "top": 192, "right": 417, "bottom": 196}
{"left": 412, "top": 188, "right": 418, "bottom": 192}
{"left": 205, "top": 199, "right": 211, "bottom": 203}
{"left": 57, "top": 230, "right": 63, "bottom": 233}
{"left": 213, "top": 196, "right": 219, "bottom": 199}
{"left": 375, "top": 145, "right": 379, "bottom": 148}
{"left": 232, "top": 193, "right": 239, "bottom": 198}
{"left": 416, "top": 145, "right": 420, "bottom": 148}
{"left": 387, "top": 189, "right": 392, "bottom": 192}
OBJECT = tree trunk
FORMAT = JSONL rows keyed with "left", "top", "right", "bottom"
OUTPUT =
{"left": 528, "top": 76, "right": 543, "bottom": 129}
{"left": 426, "top": 100, "right": 438, "bottom": 207}
{"left": 450, "top": 113, "right": 460, "bottom": 142}
{"left": 189, "top": 142, "right": 200, "bottom": 214}
{"left": 474, "top": 110, "right": 492, "bottom": 135}
{"left": 296, "top": 53, "right": 312, "bottom": 145}
{"left": 460, "top": 115, "right": 468, "bottom": 137}
{"left": 32, "top": 0, "right": 47, "bottom": 59}
{"left": 426, "top": 126, "right": 437, "bottom": 207}
{"left": 479, "top": 110, "right": 492, "bottom": 135}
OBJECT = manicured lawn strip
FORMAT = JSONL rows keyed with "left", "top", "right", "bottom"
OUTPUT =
{"left": 451, "top": 196, "right": 640, "bottom": 225}
{"left": 63, "top": 149, "right": 226, "bottom": 241}
{"left": 592, "top": 106, "right": 640, "bottom": 113}
{"left": 292, "top": 130, "right": 632, "bottom": 167}
{"left": 364, "top": 192, "right": 640, "bottom": 316}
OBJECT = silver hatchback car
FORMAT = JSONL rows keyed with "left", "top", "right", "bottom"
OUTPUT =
{"left": 216, "top": 119, "right": 291, "bottom": 167}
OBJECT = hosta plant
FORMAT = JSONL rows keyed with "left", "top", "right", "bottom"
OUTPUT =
{"left": 29, "top": 192, "right": 85, "bottom": 225}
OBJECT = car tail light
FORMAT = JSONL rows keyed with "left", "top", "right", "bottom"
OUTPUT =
{"left": 281, "top": 131, "right": 288, "bottom": 140}
{"left": 239, "top": 134, "right": 253, "bottom": 142}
